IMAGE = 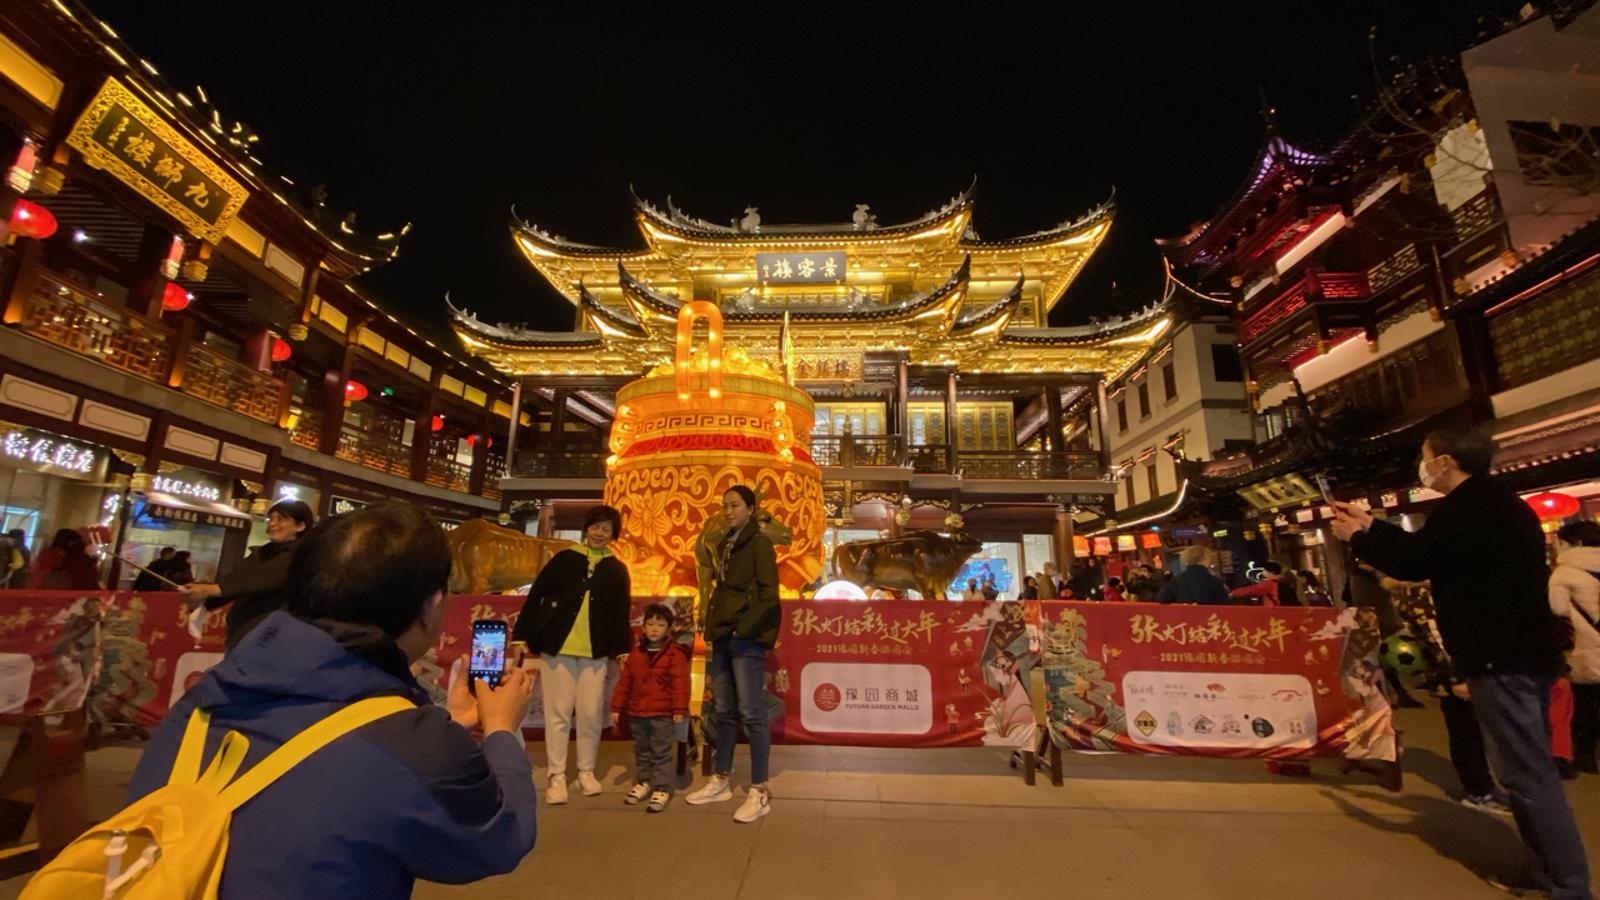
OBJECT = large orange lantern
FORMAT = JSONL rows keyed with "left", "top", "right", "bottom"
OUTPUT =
{"left": 605, "top": 301, "right": 823, "bottom": 598}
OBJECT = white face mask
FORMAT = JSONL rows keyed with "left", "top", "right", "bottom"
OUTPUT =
{"left": 1417, "top": 457, "right": 1442, "bottom": 490}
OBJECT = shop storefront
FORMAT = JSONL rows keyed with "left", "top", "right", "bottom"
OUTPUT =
{"left": 0, "top": 422, "right": 120, "bottom": 581}
{"left": 119, "top": 466, "right": 249, "bottom": 586}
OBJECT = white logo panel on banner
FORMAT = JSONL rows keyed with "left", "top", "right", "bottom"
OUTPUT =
{"left": 800, "top": 662, "right": 932, "bottom": 735}
{"left": 1122, "top": 670, "right": 1316, "bottom": 750}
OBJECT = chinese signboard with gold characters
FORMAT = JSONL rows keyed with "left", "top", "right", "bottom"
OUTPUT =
{"left": 66, "top": 78, "right": 248, "bottom": 243}
{"left": 755, "top": 252, "right": 846, "bottom": 285}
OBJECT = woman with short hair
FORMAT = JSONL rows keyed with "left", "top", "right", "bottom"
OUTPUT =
{"left": 516, "top": 504, "right": 632, "bottom": 805}
{"left": 180, "top": 499, "right": 314, "bottom": 648}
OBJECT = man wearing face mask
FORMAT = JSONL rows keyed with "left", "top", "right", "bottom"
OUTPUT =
{"left": 1330, "top": 426, "right": 1590, "bottom": 899}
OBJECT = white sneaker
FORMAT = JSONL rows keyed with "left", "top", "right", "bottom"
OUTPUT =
{"left": 684, "top": 774, "right": 733, "bottom": 805}
{"left": 577, "top": 771, "right": 603, "bottom": 796}
{"left": 546, "top": 774, "right": 568, "bottom": 805}
{"left": 733, "top": 786, "right": 770, "bottom": 823}
{"left": 646, "top": 790, "right": 671, "bottom": 813}
{"left": 624, "top": 782, "right": 651, "bottom": 805}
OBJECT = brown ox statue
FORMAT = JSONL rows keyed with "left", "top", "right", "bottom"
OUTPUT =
{"left": 694, "top": 510, "right": 794, "bottom": 614}
{"left": 832, "top": 530, "right": 983, "bottom": 601}
{"left": 446, "top": 518, "right": 575, "bottom": 594}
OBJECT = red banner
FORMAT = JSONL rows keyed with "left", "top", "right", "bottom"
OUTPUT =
{"left": 1040, "top": 602, "right": 1397, "bottom": 762}
{"left": 0, "top": 593, "right": 1394, "bottom": 762}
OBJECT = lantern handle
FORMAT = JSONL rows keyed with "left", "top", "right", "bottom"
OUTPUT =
{"left": 674, "top": 300, "right": 724, "bottom": 404}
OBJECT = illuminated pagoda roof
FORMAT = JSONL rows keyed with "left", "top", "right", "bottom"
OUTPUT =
{"left": 450, "top": 186, "right": 1171, "bottom": 380}
{"left": 511, "top": 184, "right": 1114, "bottom": 322}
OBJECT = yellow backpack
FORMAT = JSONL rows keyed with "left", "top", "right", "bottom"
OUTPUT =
{"left": 22, "top": 695, "right": 414, "bottom": 900}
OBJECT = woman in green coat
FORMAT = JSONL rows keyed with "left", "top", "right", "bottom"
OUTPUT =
{"left": 684, "top": 485, "right": 779, "bottom": 823}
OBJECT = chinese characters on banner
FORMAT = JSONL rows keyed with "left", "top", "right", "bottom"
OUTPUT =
{"left": 1041, "top": 602, "right": 1396, "bottom": 762}
{"left": 1, "top": 593, "right": 1391, "bottom": 763}
{"left": 755, "top": 252, "right": 847, "bottom": 285}
{"left": 65, "top": 78, "right": 248, "bottom": 243}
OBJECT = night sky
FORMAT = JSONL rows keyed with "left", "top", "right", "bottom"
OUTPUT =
{"left": 87, "top": 1, "right": 1528, "bottom": 336}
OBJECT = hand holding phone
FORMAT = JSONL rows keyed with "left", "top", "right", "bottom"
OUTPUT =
{"left": 469, "top": 619, "right": 509, "bottom": 689}
{"left": 1314, "top": 473, "right": 1334, "bottom": 504}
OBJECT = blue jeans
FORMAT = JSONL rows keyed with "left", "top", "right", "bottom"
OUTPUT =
{"left": 709, "top": 636, "right": 771, "bottom": 784}
{"left": 1468, "top": 672, "right": 1593, "bottom": 900}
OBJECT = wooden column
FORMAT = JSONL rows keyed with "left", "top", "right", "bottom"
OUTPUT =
{"left": 549, "top": 389, "right": 569, "bottom": 457}
{"left": 1054, "top": 505, "right": 1076, "bottom": 568}
{"left": 317, "top": 344, "right": 357, "bottom": 457}
{"left": 504, "top": 381, "right": 525, "bottom": 470}
{"left": 129, "top": 225, "right": 176, "bottom": 319}
{"left": 944, "top": 371, "right": 958, "bottom": 475}
{"left": 468, "top": 409, "right": 492, "bottom": 496}
{"left": 164, "top": 317, "right": 196, "bottom": 389}
{"left": 1, "top": 231, "right": 45, "bottom": 324}
{"left": 1045, "top": 387, "right": 1065, "bottom": 453}
{"left": 410, "top": 370, "right": 443, "bottom": 483}
{"left": 894, "top": 357, "right": 910, "bottom": 465}
{"left": 537, "top": 502, "right": 555, "bottom": 538}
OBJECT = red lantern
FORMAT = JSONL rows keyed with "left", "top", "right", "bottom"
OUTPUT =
{"left": 1526, "top": 491, "right": 1580, "bottom": 520}
{"left": 270, "top": 337, "right": 292, "bottom": 362}
{"left": 430, "top": 415, "right": 444, "bottom": 432}
{"left": 344, "top": 380, "right": 368, "bottom": 403}
{"left": 160, "top": 282, "right": 192, "bottom": 312}
{"left": 9, "top": 199, "right": 57, "bottom": 240}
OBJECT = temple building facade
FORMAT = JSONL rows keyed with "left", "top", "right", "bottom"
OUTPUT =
{"left": 450, "top": 190, "right": 1181, "bottom": 591}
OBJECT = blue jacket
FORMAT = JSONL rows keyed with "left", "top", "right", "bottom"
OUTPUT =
{"left": 1158, "top": 564, "right": 1231, "bottom": 606}
{"left": 127, "top": 612, "right": 537, "bottom": 898}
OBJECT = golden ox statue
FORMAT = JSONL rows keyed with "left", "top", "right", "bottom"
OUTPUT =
{"left": 446, "top": 519, "right": 575, "bottom": 594}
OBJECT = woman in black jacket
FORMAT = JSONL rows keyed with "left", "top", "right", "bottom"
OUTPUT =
{"left": 515, "top": 504, "right": 631, "bottom": 806}
{"left": 684, "top": 485, "right": 779, "bottom": 823}
{"left": 179, "top": 500, "right": 314, "bottom": 648}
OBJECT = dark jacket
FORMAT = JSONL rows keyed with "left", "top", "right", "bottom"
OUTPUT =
{"left": 704, "top": 523, "right": 781, "bottom": 648}
{"left": 206, "top": 539, "right": 297, "bottom": 648}
{"left": 612, "top": 638, "right": 690, "bottom": 719}
{"left": 1350, "top": 475, "right": 1561, "bottom": 676}
{"left": 127, "top": 612, "right": 537, "bottom": 898}
{"left": 26, "top": 547, "right": 100, "bottom": 591}
{"left": 132, "top": 557, "right": 174, "bottom": 592}
{"left": 1159, "top": 564, "right": 1231, "bottom": 606}
{"left": 515, "top": 548, "right": 631, "bottom": 658}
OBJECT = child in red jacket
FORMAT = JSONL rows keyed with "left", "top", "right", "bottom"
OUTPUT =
{"left": 610, "top": 603, "right": 690, "bottom": 813}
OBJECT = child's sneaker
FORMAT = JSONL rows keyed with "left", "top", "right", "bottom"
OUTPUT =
{"left": 646, "top": 790, "right": 671, "bottom": 813}
{"left": 624, "top": 782, "right": 651, "bottom": 805}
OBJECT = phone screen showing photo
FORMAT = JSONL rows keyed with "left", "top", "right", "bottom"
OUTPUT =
{"left": 469, "top": 620, "right": 507, "bottom": 688}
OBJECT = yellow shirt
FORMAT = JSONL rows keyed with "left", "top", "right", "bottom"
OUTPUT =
{"left": 557, "top": 546, "right": 611, "bottom": 657}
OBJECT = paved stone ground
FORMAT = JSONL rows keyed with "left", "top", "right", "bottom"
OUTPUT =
{"left": 3, "top": 701, "right": 1596, "bottom": 899}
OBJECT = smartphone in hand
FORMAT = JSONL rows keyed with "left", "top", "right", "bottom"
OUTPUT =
{"left": 468, "top": 619, "right": 508, "bottom": 689}
{"left": 1314, "top": 473, "right": 1335, "bottom": 504}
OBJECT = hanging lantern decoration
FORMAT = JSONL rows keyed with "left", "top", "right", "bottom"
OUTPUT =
{"left": 161, "top": 235, "right": 184, "bottom": 279}
{"left": 160, "top": 281, "right": 192, "bottom": 312}
{"left": 270, "top": 337, "right": 292, "bottom": 362}
{"left": 344, "top": 380, "right": 368, "bottom": 403}
{"left": 6, "top": 142, "right": 37, "bottom": 193}
{"left": 465, "top": 434, "right": 477, "bottom": 447}
{"left": 430, "top": 414, "right": 445, "bottom": 432}
{"left": 8, "top": 199, "right": 58, "bottom": 240}
{"left": 1526, "top": 491, "right": 1580, "bottom": 520}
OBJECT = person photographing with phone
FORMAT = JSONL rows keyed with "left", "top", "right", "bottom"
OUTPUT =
{"left": 1328, "top": 427, "right": 1590, "bottom": 899}
{"left": 112, "top": 503, "right": 539, "bottom": 897}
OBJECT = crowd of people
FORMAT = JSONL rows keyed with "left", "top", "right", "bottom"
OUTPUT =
{"left": 6, "top": 425, "right": 1597, "bottom": 897}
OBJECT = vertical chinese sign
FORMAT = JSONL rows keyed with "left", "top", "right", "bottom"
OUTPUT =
{"left": 65, "top": 78, "right": 249, "bottom": 244}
